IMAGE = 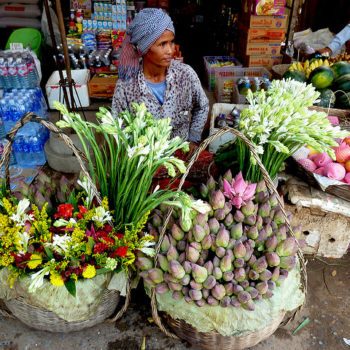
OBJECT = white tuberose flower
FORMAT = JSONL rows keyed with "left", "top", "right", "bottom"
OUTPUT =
{"left": 10, "top": 199, "right": 34, "bottom": 226}
{"left": 28, "top": 266, "right": 50, "bottom": 293}
{"left": 92, "top": 207, "right": 112, "bottom": 224}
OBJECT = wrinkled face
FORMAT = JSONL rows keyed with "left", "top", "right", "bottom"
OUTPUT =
{"left": 143, "top": 30, "right": 175, "bottom": 68}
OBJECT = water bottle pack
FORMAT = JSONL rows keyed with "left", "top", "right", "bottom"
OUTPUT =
{"left": 0, "top": 50, "right": 40, "bottom": 89}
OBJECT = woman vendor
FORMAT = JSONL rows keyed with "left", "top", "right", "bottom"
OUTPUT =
{"left": 112, "top": 8, "right": 209, "bottom": 143}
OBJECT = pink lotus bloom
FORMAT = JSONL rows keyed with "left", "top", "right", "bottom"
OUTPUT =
{"left": 327, "top": 116, "right": 339, "bottom": 126}
{"left": 313, "top": 152, "right": 333, "bottom": 168}
{"left": 223, "top": 172, "right": 257, "bottom": 209}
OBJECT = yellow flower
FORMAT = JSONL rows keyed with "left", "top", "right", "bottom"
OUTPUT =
{"left": 50, "top": 272, "right": 64, "bottom": 287}
{"left": 82, "top": 264, "right": 96, "bottom": 279}
{"left": 27, "top": 253, "right": 42, "bottom": 269}
{"left": 101, "top": 197, "right": 109, "bottom": 210}
{"left": 0, "top": 253, "right": 14, "bottom": 267}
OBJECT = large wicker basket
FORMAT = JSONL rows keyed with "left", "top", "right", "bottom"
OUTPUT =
{"left": 149, "top": 128, "right": 307, "bottom": 350}
{"left": 0, "top": 113, "right": 130, "bottom": 332}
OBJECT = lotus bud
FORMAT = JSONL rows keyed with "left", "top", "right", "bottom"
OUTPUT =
{"left": 218, "top": 177, "right": 224, "bottom": 190}
{"left": 164, "top": 273, "right": 179, "bottom": 284}
{"left": 237, "top": 291, "right": 251, "bottom": 304}
{"left": 268, "top": 280, "right": 276, "bottom": 290}
{"left": 241, "top": 200, "right": 255, "bottom": 217}
{"left": 276, "top": 270, "right": 288, "bottom": 286}
{"left": 153, "top": 282, "right": 169, "bottom": 295}
{"left": 211, "top": 284, "right": 226, "bottom": 300}
{"left": 246, "top": 287, "right": 259, "bottom": 299}
{"left": 248, "top": 255, "right": 257, "bottom": 267}
{"left": 207, "top": 176, "right": 216, "bottom": 192}
{"left": 271, "top": 267, "right": 280, "bottom": 282}
{"left": 167, "top": 245, "right": 179, "bottom": 261}
{"left": 265, "top": 252, "right": 280, "bottom": 267}
{"left": 259, "top": 269, "right": 272, "bottom": 281}
{"left": 160, "top": 235, "right": 171, "bottom": 253}
{"left": 230, "top": 223, "right": 243, "bottom": 239}
{"left": 256, "top": 180, "right": 267, "bottom": 193}
{"left": 182, "top": 261, "right": 192, "bottom": 274}
{"left": 210, "top": 190, "right": 225, "bottom": 210}
{"left": 255, "top": 215, "right": 263, "bottom": 230}
{"left": 223, "top": 271, "right": 234, "bottom": 282}
{"left": 169, "top": 260, "right": 186, "bottom": 280}
{"left": 256, "top": 281, "right": 268, "bottom": 295}
{"left": 190, "top": 280, "right": 203, "bottom": 290}
{"left": 225, "top": 249, "right": 234, "bottom": 261}
{"left": 177, "top": 240, "right": 186, "bottom": 252}
{"left": 187, "top": 230, "right": 194, "bottom": 242}
{"left": 256, "top": 229, "right": 267, "bottom": 245}
{"left": 223, "top": 202, "right": 233, "bottom": 215}
{"left": 279, "top": 256, "right": 297, "bottom": 271}
{"left": 181, "top": 274, "right": 190, "bottom": 286}
{"left": 182, "top": 286, "right": 189, "bottom": 295}
{"left": 227, "top": 239, "right": 236, "bottom": 250}
{"left": 213, "top": 256, "right": 220, "bottom": 267}
{"left": 263, "top": 217, "right": 272, "bottom": 225}
{"left": 159, "top": 203, "right": 170, "bottom": 214}
{"left": 201, "top": 234, "right": 213, "bottom": 250}
{"left": 139, "top": 271, "right": 149, "bottom": 279}
{"left": 136, "top": 257, "right": 153, "bottom": 271}
{"left": 152, "top": 214, "right": 162, "bottom": 228}
{"left": 184, "top": 295, "right": 192, "bottom": 303}
{"left": 166, "top": 216, "right": 176, "bottom": 231}
{"left": 247, "top": 226, "right": 259, "bottom": 240}
{"left": 244, "top": 215, "right": 257, "bottom": 226}
{"left": 263, "top": 290, "right": 274, "bottom": 299}
{"left": 192, "top": 224, "right": 205, "bottom": 243}
{"left": 234, "top": 267, "right": 246, "bottom": 282}
{"left": 179, "top": 252, "right": 186, "bottom": 264}
{"left": 197, "top": 257, "right": 205, "bottom": 266}
{"left": 214, "top": 208, "right": 226, "bottom": 221}
{"left": 240, "top": 281, "right": 250, "bottom": 291}
{"left": 276, "top": 225, "right": 287, "bottom": 242}
{"left": 200, "top": 249, "right": 209, "bottom": 261}
{"left": 208, "top": 218, "right": 220, "bottom": 234}
{"left": 172, "top": 291, "right": 183, "bottom": 301}
{"left": 233, "top": 241, "right": 247, "bottom": 259}
{"left": 179, "top": 215, "right": 192, "bottom": 232}
{"left": 224, "top": 282, "right": 234, "bottom": 296}
{"left": 190, "top": 241, "right": 202, "bottom": 251}
{"left": 202, "top": 288, "right": 210, "bottom": 299}
{"left": 231, "top": 296, "right": 241, "bottom": 307}
{"left": 193, "top": 213, "right": 208, "bottom": 227}
{"left": 220, "top": 296, "right": 231, "bottom": 307}
{"left": 143, "top": 277, "right": 155, "bottom": 290}
{"left": 255, "top": 190, "right": 269, "bottom": 204}
{"left": 269, "top": 193, "right": 279, "bottom": 208}
{"left": 213, "top": 267, "right": 223, "bottom": 280}
{"left": 233, "top": 210, "right": 244, "bottom": 223}
{"left": 292, "top": 224, "right": 302, "bottom": 239}
{"left": 266, "top": 235, "right": 278, "bottom": 252}
{"left": 265, "top": 223, "right": 273, "bottom": 237}
{"left": 203, "top": 275, "right": 216, "bottom": 290}
{"left": 195, "top": 299, "right": 205, "bottom": 307}
{"left": 224, "top": 213, "right": 234, "bottom": 228}
{"left": 220, "top": 254, "right": 233, "bottom": 272}
{"left": 171, "top": 224, "right": 184, "bottom": 241}
{"left": 189, "top": 289, "right": 203, "bottom": 301}
{"left": 242, "top": 300, "right": 255, "bottom": 311}
{"left": 199, "top": 183, "right": 209, "bottom": 198}
{"left": 216, "top": 226, "right": 230, "bottom": 248}
{"left": 169, "top": 235, "right": 177, "bottom": 248}
{"left": 216, "top": 247, "right": 226, "bottom": 258}
{"left": 243, "top": 247, "right": 253, "bottom": 262}
{"left": 252, "top": 256, "right": 268, "bottom": 273}
{"left": 168, "top": 282, "right": 182, "bottom": 291}
{"left": 258, "top": 202, "right": 271, "bottom": 218}
{"left": 273, "top": 210, "right": 286, "bottom": 226}
{"left": 191, "top": 263, "right": 208, "bottom": 283}
{"left": 223, "top": 169, "right": 233, "bottom": 182}
{"left": 276, "top": 237, "right": 298, "bottom": 257}
{"left": 186, "top": 246, "right": 200, "bottom": 263}
{"left": 232, "top": 284, "right": 244, "bottom": 295}
{"left": 207, "top": 296, "right": 219, "bottom": 306}
{"left": 204, "top": 261, "right": 214, "bottom": 275}
{"left": 148, "top": 268, "right": 164, "bottom": 284}
{"left": 234, "top": 258, "right": 245, "bottom": 268}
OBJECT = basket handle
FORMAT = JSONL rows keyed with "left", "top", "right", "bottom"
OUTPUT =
{"left": 151, "top": 127, "right": 308, "bottom": 339}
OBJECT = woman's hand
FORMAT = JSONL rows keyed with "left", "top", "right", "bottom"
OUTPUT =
{"left": 317, "top": 47, "right": 332, "bottom": 56}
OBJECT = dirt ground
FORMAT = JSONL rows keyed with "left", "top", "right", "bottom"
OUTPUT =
{"left": 0, "top": 254, "right": 348, "bottom": 350}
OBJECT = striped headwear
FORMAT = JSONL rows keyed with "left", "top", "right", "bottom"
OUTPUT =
{"left": 118, "top": 8, "right": 175, "bottom": 80}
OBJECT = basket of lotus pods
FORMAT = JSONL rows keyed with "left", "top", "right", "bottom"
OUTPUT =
{"left": 138, "top": 128, "right": 307, "bottom": 350}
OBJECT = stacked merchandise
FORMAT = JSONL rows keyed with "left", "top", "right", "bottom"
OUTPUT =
{"left": 0, "top": 50, "right": 49, "bottom": 168}
{"left": 0, "top": 0, "right": 41, "bottom": 29}
{"left": 238, "top": 0, "right": 287, "bottom": 69}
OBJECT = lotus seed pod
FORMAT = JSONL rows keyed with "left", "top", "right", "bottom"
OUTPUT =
{"left": 279, "top": 256, "right": 297, "bottom": 271}
{"left": 248, "top": 254, "right": 257, "bottom": 267}
{"left": 225, "top": 249, "right": 234, "bottom": 261}
{"left": 179, "top": 252, "right": 186, "bottom": 264}
{"left": 242, "top": 300, "right": 255, "bottom": 311}
{"left": 223, "top": 202, "right": 233, "bottom": 216}
{"left": 155, "top": 283, "right": 169, "bottom": 294}
{"left": 171, "top": 224, "right": 184, "bottom": 241}
{"left": 223, "top": 169, "right": 233, "bottom": 182}
{"left": 193, "top": 224, "right": 206, "bottom": 243}
{"left": 177, "top": 240, "right": 186, "bottom": 252}
{"left": 213, "top": 256, "right": 221, "bottom": 267}
{"left": 259, "top": 269, "right": 273, "bottom": 281}
{"left": 258, "top": 201, "right": 271, "bottom": 218}
{"left": 182, "top": 286, "right": 189, "bottom": 295}
{"left": 231, "top": 223, "right": 243, "bottom": 239}
{"left": 237, "top": 291, "right": 251, "bottom": 304}
{"left": 219, "top": 255, "right": 232, "bottom": 273}
{"left": 169, "top": 260, "right": 186, "bottom": 279}
{"left": 189, "top": 289, "right": 203, "bottom": 301}
{"left": 182, "top": 261, "right": 192, "bottom": 274}
{"left": 191, "top": 263, "right": 208, "bottom": 283}
{"left": 167, "top": 245, "right": 179, "bottom": 261}
{"left": 213, "top": 267, "right": 223, "bottom": 280}
{"left": 172, "top": 291, "right": 184, "bottom": 300}
{"left": 233, "top": 284, "right": 244, "bottom": 295}
{"left": 148, "top": 268, "right": 164, "bottom": 284}
{"left": 271, "top": 267, "right": 280, "bottom": 282}
{"left": 276, "top": 225, "right": 287, "bottom": 242}
{"left": 210, "top": 190, "right": 225, "bottom": 210}
{"left": 202, "top": 288, "right": 210, "bottom": 299}
{"left": 211, "top": 284, "right": 226, "bottom": 300}
{"left": 234, "top": 257, "right": 245, "bottom": 268}
{"left": 268, "top": 280, "right": 276, "bottom": 290}
{"left": 231, "top": 296, "right": 241, "bottom": 307}
{"left": 214, "top": 208, "right": 226, "bottom": 221}
{"left": 168, "top": 282, "right": 183, "bottom": 291}
{"left": 244, "top": 215, "right": 257, "bottom": 226}
{"left": 234, "top": 241, "right": 247, "bottom": 258}
{"left": 276, "top": 237, "right": 298, "bottom": 257}
{"left": 184, "top": 295, "right": 193, "bottom": 303}
{"left": 136, "top": 257, "right": 153, "bottom": 271}
{"left": 269, "top": 193, "right": 279, "bottom": 208}
{"left": 164, "top": 273, "right": 179, "bottom": 284}
{"left": 241, "top": 200, "right": 255, "bottom": 217}
{"left": 201, "top": 234, "right": 212, "bottom": 250}
{"left": 223, "top": 271, "right": 234, "bottom": 282}
{"left": 220, "top": 295, "right": 231, "bottom": 307}
{"left": 256, "top": 281, "right": 268, "bottom": 295}
{"left": 207, "top": 296, "right": 219, "bottom": 306}
{"left": 181, "top": 274, "right": 190, "bottom": 286}
{"left": 263, "top": 289, "right": 274, "bottom": 299}
{"left": 186, "top": 246, "right": 200, "bottom": 263}
{"left": 266, "top": 235, "right": 278, "bottom": 252}
{"left": 160, "top": 235, "right": 171, "bottom": 253}
{"left": 234, "top": 267, "right": 246, "bottom": 282}
{"left": 204, "top": 261, "right": 214, "bottom": 275}
{"left": 203, "top": 275, "right": 216, "bottom": 289}
{"left": 152, "top": 214, "right": 162, "bottom": 228}
{"left": 224, "top": 213, "right": 234, "bottom": 227}
{"left": 252, "top": 256, "right": 268, "bottom": 273}
{"left": 199, "top": 183, "right": 209, "bottom": 198}
{"left": 158, "top": 254, "right": 170, "bottom": 272}
{"left": 216, "top": 226, "right": 230, "bottom": 247}
{"left": 225, "top": 282, "right": 234, "bottom": 296}
{"left": 216, "top": 247, "right": 226, "bottom": 258}
{"left": 190, "top": 280, "right": 203, "bottom": 290}
{"left": 246, "top": 286, "right": 259, "bottom": 299}
{"left": 233, "top": 210, "right": 245, "bottom": 223}
{"left": 247, "top": 226, "right": 259, "bottom": 240}
{"left": 265, "top": 252, "right": 280, "bottom": 267}
{"left": 208, "top": 218, "right": 220, "bottom": 234}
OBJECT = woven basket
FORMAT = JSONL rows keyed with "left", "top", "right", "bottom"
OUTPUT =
{"left": 0, "top": 112, "right": 131, "bottom": 332}
{"left": 309, "top": 105, "right": 350, "bottom": 131}
{"left": 150, "top": 128, "right": 308, "bottom": 349}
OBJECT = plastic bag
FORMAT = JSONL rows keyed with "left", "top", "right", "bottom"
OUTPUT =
{"left": 41, "top": 1, "right": 61, "bottom": 47}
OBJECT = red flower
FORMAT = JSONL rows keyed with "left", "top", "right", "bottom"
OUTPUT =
{"left": 100, "top": 236, "right": 115, "bottom": 246}
{"left": 104, "top": 224, "right": 113, "bottom": 233}
{"left": 111, "top": 246, "right": 128, "bottom": 258}
{"left": 93, "top": 242, "right": 109, "bottom": 254}
{"left": 96, "top": 230, "right": 108, "bottom": 239}
{"left": 12, "top": 252, "right": 31, "bottom": 269}
{"left": 116, "top": 233, "right": 124, "bottom": 239}
{"left": 54, "top": 204, "right": 74, "bottom": 219}
{"left": 76, "top": 205, "right": 88, "bottom": 219}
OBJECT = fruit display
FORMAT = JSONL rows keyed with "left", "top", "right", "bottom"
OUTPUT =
{"left": 138, "top": 171, "right": 302, "bottom": 311}
{"left": 286, "top": 58, "right": 330, "bottom": 80}
{"left": 328, "top": 52, "right": 350, "bottom": 64}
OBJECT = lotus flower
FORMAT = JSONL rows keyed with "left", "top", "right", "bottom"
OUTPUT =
{"left": 211, "top": 284, "right": 226, "bottom": 300}
{"left": 298, "top": 158, "right": 317, "bottom": 172}
{"left": 334, "top": 142, "right": 350, "bottom": 163}
{"left": 324, "top": 162, "right": 346, "bottom": 181}
{"left": 222, "top": 172, "right": 257, "bottom": 209}
{"left": 208, "top": 218, "right": 220, "bottom": 234}
{"left": 344, "top": 173, "right": 350, "bottom": 184}
{"left": 203, "top": 275, "right": 216, "bottom": 289}
{"left": 314, "top": 167, "right": 325, "bottom": 176}
{"left": 312, "top": 152, "right": 333, "bottom": 168}
{"left": 169, "top": 260, "right": 186, "bottom": 279}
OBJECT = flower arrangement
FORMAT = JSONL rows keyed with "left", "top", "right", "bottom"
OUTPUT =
{"left": 0, "top": 178, "right": 154, "bottom": 296}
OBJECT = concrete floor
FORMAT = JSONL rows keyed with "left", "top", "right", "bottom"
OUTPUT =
{"left": 0, "top": 254, "right": 348, "bottom": 350}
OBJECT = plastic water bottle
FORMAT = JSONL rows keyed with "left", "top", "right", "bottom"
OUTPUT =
{"left": 0, "top": 57, "right": 10, "bottom": 89}
{"left": 24, "top": 53, "right": 39, "bottom": 87}
{"left": 1, "top": 99, "right": 11, "bottom": 133}
{"left": 30, "top": 136, "right": 46, "bottom": 166}
{"left": 17, "top": 57, "right": 29, "bottom": 88}
{"left": 7, "top": 56, "right": 19, "bottom": 88}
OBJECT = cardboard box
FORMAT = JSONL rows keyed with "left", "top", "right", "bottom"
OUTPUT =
{"left": 88, "top": 73, "right": 118, "bottom": 99}
{"left": 242, "top": 54, "right": 283, "bottom": 68}
{"left": 254, "top": 0, "right": 286, "bottom": 15}
{"left": 241, "top": 26, "right": 286, "bottom": 43}
{"left": 240, "top": 41, "right": 282, "bottom": 56}
{"left": 241, "top": 14, "right": 288, "bottom": 29}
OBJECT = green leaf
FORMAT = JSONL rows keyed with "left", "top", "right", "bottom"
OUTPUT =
{"left": 44, "top": 246, "right": 54, "bottom": 260}
{"left": 95, "top": 267, "right": 111, "bottom": 275}
{"left": 64, "top": 279, "right": 76, "bottom": 297}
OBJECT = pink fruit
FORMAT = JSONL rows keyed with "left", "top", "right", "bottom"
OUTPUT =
{"left": 297, "top": 158, "right": 317, "bottom": 172}
{"left": 314, "top": 167, "right": 325, "bottom": 176}
{"left": 327, "top": 116, "right": 339, "bottom": 125}
{"left": 344, "top": 173, "right": 350, "bottom": 184}
{"left": 324, "top": 162, "right": 346, "bottom": 181}
{"left": 334, "top": 143, "right": 350, "bottom": 163}
{"left": 313, "top": 152, "right": 333, "bottom": 167}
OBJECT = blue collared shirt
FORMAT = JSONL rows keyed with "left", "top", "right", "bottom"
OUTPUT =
{"left": 328, "top": 24, "right": 350, "bottom": 54}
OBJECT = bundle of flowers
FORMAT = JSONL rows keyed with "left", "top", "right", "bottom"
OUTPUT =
{"left": 0, "top": 178, "right": 154, "bottom": 296}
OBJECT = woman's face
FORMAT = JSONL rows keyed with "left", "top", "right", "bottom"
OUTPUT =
{"left": 143, "top": 30, "right": 175, "bottom": 68}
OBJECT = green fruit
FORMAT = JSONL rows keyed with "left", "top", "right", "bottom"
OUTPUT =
{"left": 283, "top": 70, "right": 306, "bottom": 82}
{"left": 333, "top": 73, "right": 350, "bottom": 92}
{"left": 335, "top": 91, "right": 350, "bottom": 109}
{"left": 309, "top": 66, "right": 334, "bottom": 89}
{"left": 330, "top": 61, "right": 350, "bottom": 79}
{"left": 315, "top": 88, "right": 336, "bottom": 108}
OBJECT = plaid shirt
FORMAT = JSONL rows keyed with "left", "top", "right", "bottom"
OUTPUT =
{"left": 112, "top": 60, "right": 209, "bottom": 142}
